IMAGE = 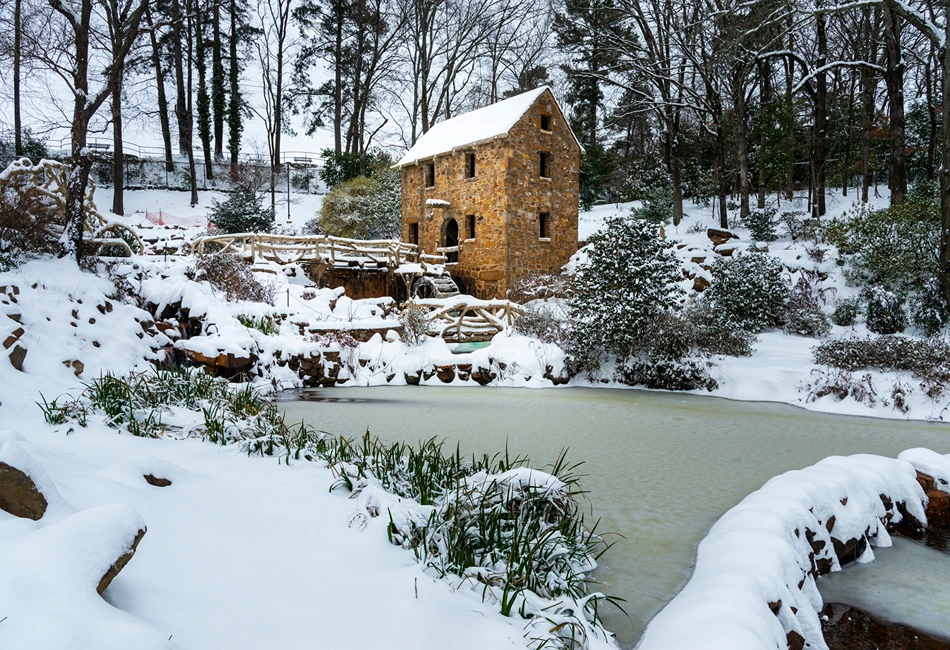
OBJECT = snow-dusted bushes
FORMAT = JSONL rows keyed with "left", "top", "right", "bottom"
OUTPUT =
{"left": 512, "top": 306, "right": 569, "bottom": 347}
{"left": 0, "top": 163, "right": 62, "bottom": 257}
{"left": 568, "top": 216, "right": 683, "bottom": 373}
{"left": 864, "top": 286, "right": 905, "bottom": 334}
{"left": 909, "top": 277, "right": 949, "bottom": 336}
{"left": 397, "top": 302, "right": 432, "bottom": 346}
{"left": 190, "top": 254, "right": 276, "bottom": 303}
{"left": 782, "top": 277, "right": 831, "bottom": 337}
{"left": 629, "top": 184, "right": 673, "bottom": 225}
{"left": 830, "top": 296, "right": 861, "bottom": 326}
{"left": 209, "top": 185, "right": 276, "bottom": 234}
{"left": 507, "top": 273, "right": 570, "bottom": 303}
{"left": 702, "top": 252, "right": 789, "bottom": 333}
{"left": 812, "top": 335, "right": 950, "bottom": 380}
{"left": 305, "top": 169, "right": 400, "bottom": 240}
{"left": 742, "top": 206, "right": 778, "bottom": 242}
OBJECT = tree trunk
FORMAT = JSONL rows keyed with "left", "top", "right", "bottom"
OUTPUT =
{"left": 228, "top": 0, "right": 242, "bottom": 177}
{"left": 735, "top": 74, "right": 751, "bottom": 220}
{"left": 882, "top": 3, "right": 907, "bottom": 205}
{"left": 925, "top": 49, "right": 937, "bottom": 181}
{"left": 333, "top": 15, "right": 343, "bottom": 154}
{"left": 111, "top": 76, "right": 124, "bottom": 216}
{"left": 13, "top": 0, "right": 23, "bottom": 157}
{"left": 172, "top": 0, "right": 199, "bottom": 204}
{"left": 212, "top": 3, "right": 225, "bottom": 160}
{"left": 757, "top": 61, "right": 770, "bottom": 209}
{"left": 195, "top": 0, "right": 213, "bottom": 179}
{"left": 146, "top": 7, "right": 175, "bottom": 173}
{"left": 784, "top": 30, "right": 794, "bottom": 200}
{"left": 813, "top": 11, "right": 827, "bottom": 218}
{"left": 717, "top": 124, "right": 728, "bottom": 229}
{"left": 938, "top": 11, "right": 950, "bottom": 308}
{"left": 842, "top": 73, "right": 856, "bottom": 197}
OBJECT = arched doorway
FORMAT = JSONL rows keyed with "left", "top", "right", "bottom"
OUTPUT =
{"left": 443, "top": 218, "right": 459, "bottom": 263}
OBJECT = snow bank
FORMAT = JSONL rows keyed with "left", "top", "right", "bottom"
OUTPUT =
{"left": 637, "top": 453, "right": 935, "bottom": 650}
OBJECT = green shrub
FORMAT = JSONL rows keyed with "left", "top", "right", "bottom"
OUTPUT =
{"left": 824, "top": 198, "right": 939, "bottom": 294}
{"left": 305, "top": 170, "right": 400, "bottom": 240}
{"left": 864, "top": 286, "right": 905, "bottom": 334}
{"left": 629, "top": 184, "right": 674, "bottom": 225}
{"left": 830, "top": 297, "right": 861, "bottom": 327}
{"left": 743, "top": 207, "right": 779, "bottom": 242}
{"left": 909, "top": 277, "right": 949, "bottom": 336}
{"left": 703, "top": 252, "right": 789, "bottom": 333}
{"left": 209, "top": 185, "right": 275, "bottom": 234}
{"left": 783, "top": 277, "right": 831, "bottom": 337}
{"left": 568, "top": 216, "right": 684, "bottom": 372}
{"left": 512, "top": 306, "right": 569, "bottom": 346}
{"left": 615, "top": 358, "right": 717, "bottom": 390}
{"left": 237, "top": 314, "right": 280, "bottom": 335}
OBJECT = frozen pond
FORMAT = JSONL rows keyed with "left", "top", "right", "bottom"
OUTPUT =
{"left": 279, "top": 387, "right": 950, "bottom": 647}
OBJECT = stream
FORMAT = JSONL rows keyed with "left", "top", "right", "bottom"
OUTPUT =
{"left": 279, "top": 386, "right": 950, "bottom": 647}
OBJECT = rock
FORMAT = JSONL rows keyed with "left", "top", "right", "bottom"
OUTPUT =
{"left": 714, "top": 244, "right": 738, "bottom": 257}
{"left": 62, "top": 359, "right": 84, "bottom": 376}
{"left": 143, "top": 474, "right": 172, "bottom": 487}
{"left": 0, "top": 461, "right": 48, "bottom": 519}
{"left": 2, "top": 326, "right": 24, "bottom": 349}
{"left": 707, "top": 228, "right": 739, "bottom": 246}
{"left": 435, "top": 365, "right": 456, "bottom": 383}
{"left": 471, "top": 366, "right": 496, "bottom": 386}
{"left": 97, "top": 526, "right": 146, "bottom": 595}
{"left": 8, "top": 344, "right": 27, "bottom": 371}
{"left": 404, "top": 371, "right": 422, "bottom": 385}
{"left": 785, "top": 630, "right": 805, "bottom": 650}
{"left": 927, "top": 489, "right": 950, "bottom": 514}
{"left": 456, "top": 363, "right": 472, "bottom": 381}
{"left": 690, "top": 255, "right": 706, "bottom": 264}
{"left": 692, "top": 276, "right": 711, "bottom": 292}
{"left": 917, "top": 471, "right": 935, "bottom": 493}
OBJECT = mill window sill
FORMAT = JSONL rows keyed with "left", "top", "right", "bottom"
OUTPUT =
{"left": 540, "top": 176, "right": 552, "bottom": 181}
{"left": 539, "top": 237, "right": 552, "bottom": 242}
{"left": 540, "top": 129, "right": 553, "bottom": 135}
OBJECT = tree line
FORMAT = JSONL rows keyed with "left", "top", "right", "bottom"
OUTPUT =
{"left": 0, "top": 0, "right": 946, "bottom": 300}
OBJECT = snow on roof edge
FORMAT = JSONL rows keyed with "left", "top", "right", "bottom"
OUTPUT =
{"left": 393, "top": 87, "right": 584, "bottom": 169}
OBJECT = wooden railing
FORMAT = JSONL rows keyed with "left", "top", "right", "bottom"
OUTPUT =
{"left": 190, "top": 233, "right": 448, "bottom": 269}
{"left": 411, "top": 298, "right": 524, "bottom": 342}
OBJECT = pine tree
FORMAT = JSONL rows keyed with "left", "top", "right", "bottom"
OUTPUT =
{"left": 569, "top": 216, "right": 684, "bottom": 371}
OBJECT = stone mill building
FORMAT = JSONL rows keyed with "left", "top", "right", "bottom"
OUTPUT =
{"left": 394, "top": 87, "right": 584, "bottom": 300}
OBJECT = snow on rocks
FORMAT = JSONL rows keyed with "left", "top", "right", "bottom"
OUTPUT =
{"left": 0, "top": 441, "right": 74, "bottom": 521}
{"left": 637, "top": 452, "right": 950, "bottom": 650}
{"left": 0, "top": 442, "right": 159, "bottom": 649}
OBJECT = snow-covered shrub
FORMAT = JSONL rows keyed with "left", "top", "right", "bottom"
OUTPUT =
{"left": 812, "top": 335, "right": 950, "bottom": 381}
{"left": 209, "top": 185, "right": 275, "bottom": 234}
{"left": 306, "top": 171, "right": 401, "bottom": 240}
{"left": 616, "top": 358, "right": 717, "bottom": 391}
{"left": 825, "top": 199, "right": 939, "bottom": 295}
{"left": 909, "top": 276, "right": 949, "bottom": 336}
{"left": 568, "top": 216, "right": 683, "bottom": 372}
{"left": 703, "top": 252, "right": 789, "bottom": 333}
{"left": 830, "top": 297, "right": 861, "bottom": 326}
{"left": 683, "top": 299, "right": 756, "bottom": 356}
{"left": 742, "top": 207, "right": 778, "bottom": 242}
{"left": 0, "top": 165, "right": 62, "bottom": 257}
{"left": 629, "top": 184, "right": 673, "bottom": 225}
{"left": 398, "top": 303, "right": 432, "bottom": 346}
{"left": 507, "top": 273, "right": 570, "bottom": 303}
{"left": 309, "top": 330, "right": 359, "bottom": 348}
{"left": 779, "top": 210, "right": 809, "bottom": 240}
{"left": 783, "top": 277, "right": 831, "bottom": 337}
{"left": 191, "top": 254, "right": 276, "bottom": 303}
{"left": 864, "top": 286, "right": 905, "bottom": 334}
{"left": 512, "top": 305, "right": 569, "bottom": 346}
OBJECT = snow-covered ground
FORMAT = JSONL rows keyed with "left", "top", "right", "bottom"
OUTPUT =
{"left": 2, "top": 183, "right": 948, "bottom": 650}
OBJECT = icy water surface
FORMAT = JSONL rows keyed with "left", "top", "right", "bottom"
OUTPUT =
{"left": 280, "top": 387, "right": 950, "bottom": 647}
{"left": 818, "top": 536, "right": 950, "bottom": 640}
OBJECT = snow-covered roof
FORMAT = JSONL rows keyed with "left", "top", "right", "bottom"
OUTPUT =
{"left": 394, "top": 87, "right": 582, "bottom": 168}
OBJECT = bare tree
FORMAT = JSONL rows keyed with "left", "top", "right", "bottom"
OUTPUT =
{"left": 41, "top": 0, "right": 148, "bottom": 259}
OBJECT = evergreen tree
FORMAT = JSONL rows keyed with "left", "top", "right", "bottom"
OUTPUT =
{"left": 209, "top": 186, "right": 276, "bottom": 233}
{"left": 568, "top": 216, "right": 684, "bottom": 371}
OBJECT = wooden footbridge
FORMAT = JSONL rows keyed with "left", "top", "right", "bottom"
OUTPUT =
{"left": 189, "top": 233, "right": 460, "bottom": 299}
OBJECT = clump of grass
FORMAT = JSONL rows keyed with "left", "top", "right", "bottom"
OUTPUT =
{"left": 237, "top": 314, "right": 280, "bottom": 336}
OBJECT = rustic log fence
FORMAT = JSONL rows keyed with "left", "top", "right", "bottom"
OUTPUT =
{"left": 410, "top": 298, "right": 524, "bottom": 342}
